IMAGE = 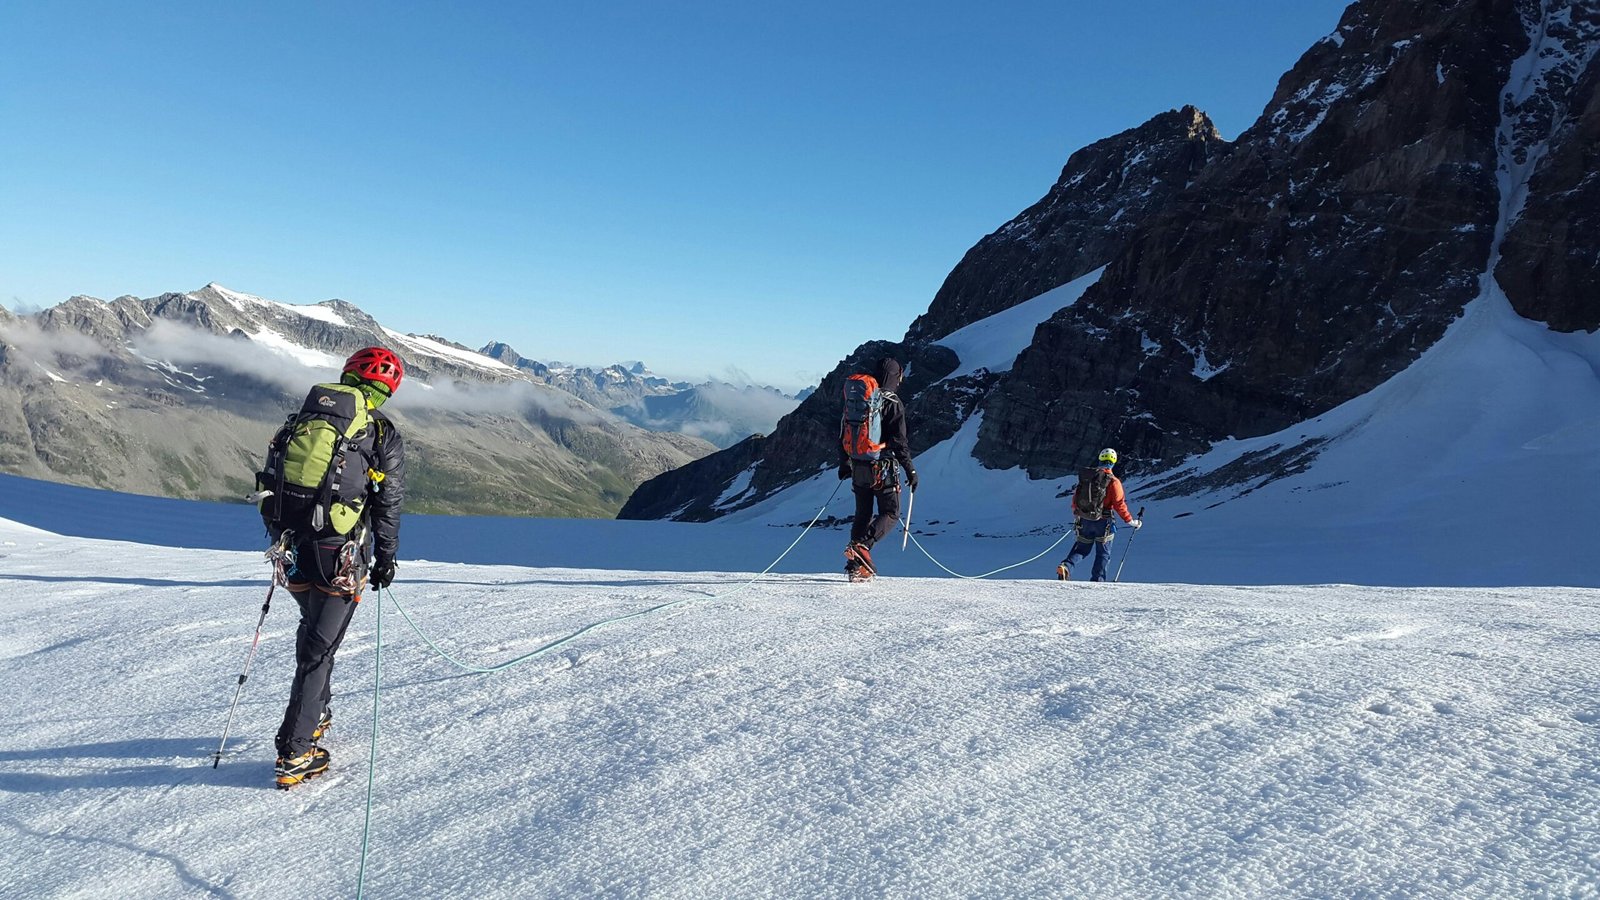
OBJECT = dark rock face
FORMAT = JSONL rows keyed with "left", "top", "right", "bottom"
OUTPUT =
{"left": 621, "top": 107, "right": 1196, "bottom": 521}
{"left": 621, "top": 433, "right": 767, "bottom": 522}
{"left": 617, "top": 341, "right": 962, "bottom": 520}
{"left": 906, "top": 106, "right": 1226, "bottom": 342}
{"left": 1496, "top": 5, "right": 1600, "bottom": 332}
{"left": 976, "top": 0, "right": 1529, "bottom": 478}
{"left": 626, "top": 0, "right": 1600, "bottom": 521}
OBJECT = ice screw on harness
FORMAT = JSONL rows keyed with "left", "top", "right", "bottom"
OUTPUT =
{"left": 1114, "top": 506, "right": 1146, "bottom": 583}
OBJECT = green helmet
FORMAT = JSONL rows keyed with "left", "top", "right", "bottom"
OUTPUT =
{"left": 1098, "top": 448, "right": 1118, "bottom": 465}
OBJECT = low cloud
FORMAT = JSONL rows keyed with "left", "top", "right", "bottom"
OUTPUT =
{"left": 5, "top": 315, "right": 658, "bottom": 433}
{"left": 694, "top": 381, "right": 800, "bottom": 428}
{"left": 393, "top": 377, "right": 610, "bottom": 426}
{"left": 623, "top": 382, "right": 801, "bottom": 446}
{"left": 143, "top": 321, "right": 614, "bottom": 425}
{"left": 134, "top": 320, "right": 327, "bottom": 395}
{"left": 0, "top": 319, "right": 111, "bottom": 366}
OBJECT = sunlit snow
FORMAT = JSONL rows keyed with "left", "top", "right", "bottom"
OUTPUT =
{"left": 382, "top": 328, "right": 517, "bottom": 372}
{"left": 0, "top": 502, "right": 1595, "bottom": 898}
{"left": 931, "top": 268, "right": 1103, "bottom": 384}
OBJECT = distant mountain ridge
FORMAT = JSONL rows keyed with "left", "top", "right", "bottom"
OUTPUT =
{"left": 477, "top": 342, "right": 801, "bottom": 448}
{"left": 0, "top": 283, "right": 717, "bottom": 516}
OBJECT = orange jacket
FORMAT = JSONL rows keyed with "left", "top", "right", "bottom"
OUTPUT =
{"left": 1074, "top": 466, "right": 1134, "bottom": 523}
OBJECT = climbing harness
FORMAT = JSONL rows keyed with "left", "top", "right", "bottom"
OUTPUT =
{"left": 1075, "top": 521, "right": 1115, "bottom": 544}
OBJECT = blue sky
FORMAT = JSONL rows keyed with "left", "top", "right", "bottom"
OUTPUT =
{"left": 2, "top": 1, "right": 1350, "bottom": 391}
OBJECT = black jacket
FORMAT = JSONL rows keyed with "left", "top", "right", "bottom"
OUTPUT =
{"left": 365, "top": 410, "right": 406, "bottom": 564}
{"left": 877, "top": 393, "right": 912, "bottom": 472}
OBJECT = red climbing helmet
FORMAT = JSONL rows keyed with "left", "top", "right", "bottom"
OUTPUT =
{"left": 343, "top": 346, "right": 404, "bottom": 394}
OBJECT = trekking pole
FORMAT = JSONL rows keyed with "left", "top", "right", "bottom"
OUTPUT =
{"left": 212, "top": 583, "right": 275, "bottom": 767}
{"left": 902, "top": 486, "right": 915, "bottom": 551}
{"left": 212, "top": 534, "right": 290, "bottom": 767}
{"left": 1113, "top": 506, "right": 1145, "bottom": 583}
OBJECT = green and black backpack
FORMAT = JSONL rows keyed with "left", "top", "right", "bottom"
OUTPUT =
{"left": 256, "top": 382, "right": 375, "bottom": 537}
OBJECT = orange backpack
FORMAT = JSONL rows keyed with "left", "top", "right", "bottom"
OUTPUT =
{"left": 840, "top": 374, "right": 887, "bottom": 461}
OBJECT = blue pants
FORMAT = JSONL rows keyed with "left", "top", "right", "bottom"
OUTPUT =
{"left": 1062, "top": 537, "right": 1113, "bottom": 582}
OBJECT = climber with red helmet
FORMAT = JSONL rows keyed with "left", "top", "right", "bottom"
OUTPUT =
{"left": 253, "top": 346, "right": 408, "bottom": 788}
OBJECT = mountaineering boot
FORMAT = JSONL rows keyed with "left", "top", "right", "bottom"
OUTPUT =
{"left": 844, "top": 541, "right": 875, "bottom": 577}
{"left": 275, "top": 746, "right": 330, "bottom": 789}
{"left": 846, "top": 557, "right": 874, "bottom": 583}
{"left": 1056, "top": 563, "right": 1070, "bottom": 581}
{"left": 311, "top": 709, "right": 332, "bottom": 743}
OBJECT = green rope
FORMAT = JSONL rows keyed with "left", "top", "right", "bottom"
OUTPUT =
{"left": 352, "top": 479, "right": 842, "bottom": 895}
{"left": 356, "top": 581, "right": 382, "bottom": 899}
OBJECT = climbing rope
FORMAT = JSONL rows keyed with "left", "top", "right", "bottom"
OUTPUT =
{"left": 353, "top": 479, "right": 843, "bottom": 897}
{"left": 385, "top": 479, "right": 843, "bottom": 674}
{"left": 357, "top": 578, "right": 382, "bottom": 900}
{"left": 904, "top": 526, "right": 1074, "bottom": 580}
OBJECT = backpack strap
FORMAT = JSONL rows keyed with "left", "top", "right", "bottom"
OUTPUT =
{"left": 257, "top": 414, "right": 299, "bottom": 525}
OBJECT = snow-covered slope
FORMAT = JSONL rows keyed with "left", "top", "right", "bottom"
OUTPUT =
{"left": 708, "top": 274, "right": 1600, "bottom": 588}
{"left": 661, "top": 0, "right": 1600, "bottom": 586}
{"left": 929, "top": 267, "right": 1102, "bottom": 384}
{"left": 1, "top": 517, "right": 1596, "bottom": 898}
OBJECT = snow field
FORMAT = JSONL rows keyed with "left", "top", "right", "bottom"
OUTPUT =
{"left": 1, "top": 520, "right": 1596, "bottom": 898}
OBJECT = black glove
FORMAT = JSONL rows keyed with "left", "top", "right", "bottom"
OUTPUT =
{"left": 906, "top": 467, "right": 919, "bottom": 492}
{"left": 838, "top": 462, "right": 851, "bottom": 481}
{"left": 370, "top": 557, "right": 397, "bottom": 590}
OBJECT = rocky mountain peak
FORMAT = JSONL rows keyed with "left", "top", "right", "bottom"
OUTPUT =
{"left": 323, "top": 298, "right": 382, "bottom": 330}
{"left": 479, "top": 341, "right": 528, "bottom": 366}
{"left": 905, "top": 105, "right": 1227, "bottom": 343}
{"left": 1172, "top": 104, "right": 1221, "bottom": 141}
{"left": 625, "top": 0, "right": 1600, "bottom": 522}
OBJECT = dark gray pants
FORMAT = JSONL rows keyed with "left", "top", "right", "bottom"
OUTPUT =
{"left": 851, "top": 487, "right": 901, "bottom": 548}
{"left": 275, "top": 585, "right": 359, "bottom": 758}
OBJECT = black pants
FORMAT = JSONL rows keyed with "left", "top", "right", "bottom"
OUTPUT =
{"left": 275, "top": 585, "right": 360, "bottom": 758}
{"left": 851, "top": 487, "right": 901, "bottom": 548}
